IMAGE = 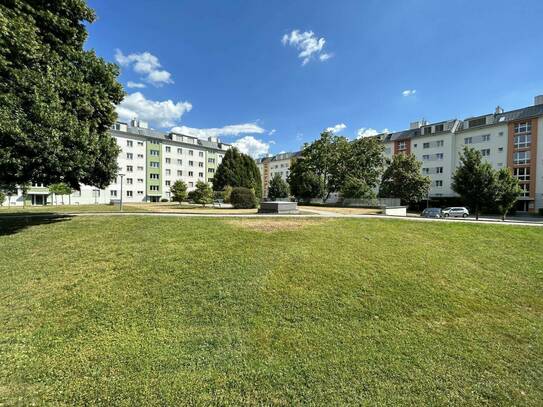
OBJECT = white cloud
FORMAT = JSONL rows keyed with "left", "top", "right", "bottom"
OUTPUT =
{"left": 127, "top": 81, "right": 146, "bottom": 89}
{"left": 326, "top": 123, "right": 347, "bottom": 134}
{"left": 356, "top": 127, "right": 390, "bottom": 139}
{"left": 116, "top": 92, "right": 192, "bottom": 127}
{"left": 268, "top": 129, "right": 276, "bottom": 136}
{"left": 233, "top": 136, "right": 270, "bottom": 158}
{"left": 402, "top": 89, "right": 417, "bottom": 97}
{"left": 170, "top": 123, "right": 265, "bottom": 139}
{"left": 115, "top": 49, "right": 173, "bottom": 86}
{"left": 282, "top": 30, "right": 332, "bottom": 65}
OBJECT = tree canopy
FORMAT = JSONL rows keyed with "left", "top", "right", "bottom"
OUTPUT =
{"left": 287, "top": 158, "right": 323, "bottom": 202}
{"left": 379, "top": 153, "right": 431, "bottom": 205}
{"left": 0, "top": 0, "right": 124, "bottom": 190}
{"left": 170, "top": 180, "right": 188, "bottom": 203}
{"left": 495, "top": 168, "right": 521, "bottom": 221}
{"left": 191, "top": 180, "right": 213, "bottom": 207}
{"left": 268, "top": 174, "right": 289, "bottom": 200}
{"left": 452, "top": 147, "right": 498, "bottom": 220}
{"left": 212, "top": 148, "right": 262, "bottom": 198}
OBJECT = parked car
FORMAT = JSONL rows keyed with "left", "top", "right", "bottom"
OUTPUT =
{"left": 421, "top": 207, "right": 443, "bottom": 218}
{"left": 442, "top": 207, "right": 469, "bottom": 218}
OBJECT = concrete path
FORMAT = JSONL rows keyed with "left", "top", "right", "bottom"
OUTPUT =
{"left": 1, "top": 209, "right": 542, "bottom": 227}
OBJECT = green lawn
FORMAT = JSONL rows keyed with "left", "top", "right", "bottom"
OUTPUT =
{"left": 0, "top": 217, "right": 541, "bottom": 405}
{"left": 0, "top": 203, "right": 149, "bottom": 214}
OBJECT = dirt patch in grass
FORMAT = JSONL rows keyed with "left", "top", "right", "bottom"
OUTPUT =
{"left": 225, "top": 218, "right": 330, "bottom": 232}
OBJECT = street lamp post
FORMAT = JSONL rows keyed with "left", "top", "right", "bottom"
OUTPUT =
{"left": 118, "top": 173, "right": 125, "bottom": 212}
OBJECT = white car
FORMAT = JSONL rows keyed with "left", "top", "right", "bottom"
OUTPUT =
{"left": 442, "top": 207, "right": 469, "bottom": 218}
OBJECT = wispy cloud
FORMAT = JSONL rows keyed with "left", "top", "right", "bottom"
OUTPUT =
{"left": 356, "top": 127, "right": 390, "bottom": 139}
{"left": 233, "top": 136, "right": 270, "bottom": 158}
{"left": 268, "top": 129, "right": 276, "bottom": 136}
{"left": 402, "top": 89, "right": 417, "bottom": 97}
{"left": 282, "top": 30, "right": 333, "bottom": 65}
{"left": 170, "top": 123, "right": 265, "bottom": 139}
{"left": 115, "top": 50, "right": 173, "bottom": 87}
{"left": 126, "top": 81, "right": 146, "bottom": 89}
{"left": 116, "top": 92, "right": 192, "bottom": 127}
{"left": 326, "top": 123, "right": 347, "bottom": 134}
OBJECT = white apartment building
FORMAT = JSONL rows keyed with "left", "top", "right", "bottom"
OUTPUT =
{"left": 2, "top": 120, "right": 230, "bottom": 206}
{"left": 380, "top": 96, "right": 543, "bottom": 212}
{"left": 256, "top": 152, "right": 301, "bottom": 198}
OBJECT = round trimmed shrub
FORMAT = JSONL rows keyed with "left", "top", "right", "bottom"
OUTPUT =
{"left": 230, "top": 187, "right": 257, "bottom": 209}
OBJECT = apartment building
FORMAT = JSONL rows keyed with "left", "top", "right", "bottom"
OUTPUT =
{"left": 256, "top": 152, "right": 301, "bottom": 198}
{"left": 379, "top": 96, "right": 543, "bottom": 212}
{"left": 3, "top": 120, "right": 230, "bottom": 206}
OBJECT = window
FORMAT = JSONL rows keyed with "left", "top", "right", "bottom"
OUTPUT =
{"left": 423, "top": 142, "right": 430, "bottom": 149}
{"left": 189, "top": 182, "right": 194, "bottom": 188}
{"left": 150, "top": 161, "right": 160, "bottom": 168}
{"left": 198, "top": 162, "right": 204, "bottom": 167}
{"left": 137, "top": 154, "right": 144, "bottom": 159}
{"left": 150, "top": 149, "right": 159, "bottom": 156}
{"left": 481, "top": 149, "right": 490, "bottom": 157}
{"left": 498, "top": 147, "right": 504, "bottom": 153}
{"left": 435, "top": 124, "right": 444, "bottom": 132}
{"left": 424, "top": 126, "right": 432, "bottom": 135}
{"left": 150, "top": 185, "right": 159, "bottom": 191}
{"left": 189, "top": 150, "right": 194, "bottom": 156}
{"left": 199, "top": 151, "right": 204, "bottom": 157}
{"left": 513, "top": 151, "right": 530, "bottom": 165}
{"left": 436, "top": 167, "right": 443, "bottom": 173}
{"left": 126, "top": 153, "right": 133, "bottom": 159}
{"left": 436, "top": 153, "right": 443, "bottom": 160}
{"left": 436, "top": 140, "right": 444, "bottom": 147}
{"left": 150, "top": 140, "right": 160, "bottom": 145}
{"left": 422, "top": 155, "right": 430, "bottom": 161}
{"left": 110, "top": 190, "right": 117, "bottom": 197}
{"left": 177, "top": 170, "right": 182, "bottom": 176}
{"left": 137, "top": 166, "right": 144, "bottom": 171}
{"left": 137, "top": 178, "right": 144, "bottom": 183}
{"left": 150, "top": 173, "right": 160, "bottom": 180}
{"left": 137, "top": 191, "right": 144, "bottom": 195}
{"left": 165, "top": 158, "right": 171, "bottom": 164}
{"left": 165, "top": 169, "right": 171, "bottom": 176}
{"left": 177, "top": 148, "right": 182, "bottom": 154}
{"left": 422, "top": 168, "right": 429, "bottom": 174}
{"left": 165, "top": 180, "right": 171, "bottom": 186}
{"left": 137, "top": 141, "right": 144, "bottom": 146}
{"left": 514, "top": 167, "right": 530, "bottom": 181}
{"left": 126, "top": 191, "right": 133, "bottom": 197}
{"left": 126, "top": 165, "right": 133, "bottom": 172}
{"left": 208, "top": 168, "right": 215, "bottom": 173}
{"left": 188, "top": 171, "right": 194, "bottom": 177}
{"left": 165, "top": 146, "right": 171, "bottom": 153}
{"left": 468, "top": 117, "right": 486, "bottom": 127}
{"left": 126, "top": 140, "right": 133, "bottom": 147}
{"left": 398, "top": 141, "right": 407, "bottom": 150}
{"left": 126, "top": 178, "right": 133, "bottom": 185}
{"left": 208, "top": 158, "right": 215, "bottom": 164}
{"left": 199, "top": 172, "right": 204, "bottom": 178}
{"left": 434, "top": 180, "right": 443, "bottom": 187}
{"left": 208, "top": 178, "right": 214, "bottom": 183}
{"left": 482, "top": 134, "right": 490, "bottom": 142}
{"left": 514, "top": 122, "right": 531, "bottom": 134}
{"left": 514, "top": 134, "right": 531, "bottom": 148}
{"left": 464, "top": 137, "right": 472, "bottom": 144}
{"left": 520, "top": 183, "right": 530, "bottom": 197}
{"left": 189, "top": 161, "right": 194, "bottom": 166}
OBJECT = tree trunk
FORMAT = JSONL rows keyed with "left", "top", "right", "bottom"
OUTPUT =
{"left": 475, "top": 205, "right": 479, "bottom": 221}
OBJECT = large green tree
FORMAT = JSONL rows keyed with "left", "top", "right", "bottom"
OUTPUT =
{"left": 267, "top": 174, "right": 289, "bottom": 200}
{"left": 192, "top": 180, "right": 214, "bottom": 207}
{"left": 495, "top": 168, "right": 521, "bottom": 221}
{"left": 0, "top": 0, "right": 124, "bottom": 190}
{"left": 170, "top": 180, "right": 188, "bottom": 204}
{"left": 287, "top": 158, "right": 323, "bottom": 202}
{"left": 347, "top": 137, "right": 386, "bottom": 191}
{"left": 452, "top": 147, "right": 497, "bottom": 220}
{"left": 212, "top": 148, "right": 262, "bottom": 198}
{"left": 379, "top": 153, "right": 431, "bottom": 205}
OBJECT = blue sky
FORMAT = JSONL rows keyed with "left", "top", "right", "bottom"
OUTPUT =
{"left": 87, "top": 0, "right": 543, "bottom": 156}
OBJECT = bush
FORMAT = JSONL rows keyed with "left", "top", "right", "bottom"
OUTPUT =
{"left": 539, "top": 208, "right": 543, "bottom": 216}
{"left": 223, "top": 185, "right": 233, "bottom": 203}
{"left": 230, "top": 187, "right": 257, "bottom": 209}
{"left": 160, "top": 198, "right": 169, "bottom": 202}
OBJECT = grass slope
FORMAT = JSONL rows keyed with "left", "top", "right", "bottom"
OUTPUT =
{"left": 0, "top": 217, "right": 542, "bottom": 405}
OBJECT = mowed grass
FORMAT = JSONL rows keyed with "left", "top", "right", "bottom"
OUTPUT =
{"left": 0, "top": 216, "right": 542, "bottom": 406}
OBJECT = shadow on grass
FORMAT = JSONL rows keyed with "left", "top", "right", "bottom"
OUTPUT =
{"left": 0, "top": 214, "right": 72, "bottom": 236}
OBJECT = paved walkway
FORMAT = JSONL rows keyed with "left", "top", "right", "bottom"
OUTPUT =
{"left": 1, "top": 208, "right": 542, "bottom": 227}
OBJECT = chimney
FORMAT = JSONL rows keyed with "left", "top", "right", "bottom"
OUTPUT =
{"left": 410, "top": 121, "right": 422, "bottom": 129}
{"left": 534, "top": 95, "right": 543, "bottom": 106}
{"left": 495, "top": 105, "right": 504, "bottom": 114}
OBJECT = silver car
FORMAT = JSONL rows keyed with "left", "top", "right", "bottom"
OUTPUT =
{"left": 421, "top": 207, "right": 443, "bottom": 218}
{"left": 442, "top": 207, "right": 469, "bottom": 218}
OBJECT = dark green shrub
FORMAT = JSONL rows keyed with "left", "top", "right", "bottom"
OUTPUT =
{"left": 539, "top": 208, "right": 543, "bottom": 216}
{"left": 160, "top": 198, "right": 169, "bottom": 202}
{"left": 230, "top": 187, "right": 257, "bottom": 209}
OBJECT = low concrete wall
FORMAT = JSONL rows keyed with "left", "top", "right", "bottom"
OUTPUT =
{"left": 383, "top": 206, "right": 407, "bottom": 216}
{"left": 258, "top": 201, "right": 299, "bottom": 214}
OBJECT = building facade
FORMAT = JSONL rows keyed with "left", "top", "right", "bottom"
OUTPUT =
{"left": 380, "top": 97, "right": 543, "bottom": 212}
{"left": 256, "top": 152, "right": 301, "bottom": 198}
{"left": 2, "top": 120, "right": 230, "bottom": 206}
